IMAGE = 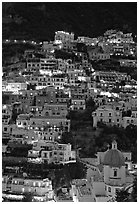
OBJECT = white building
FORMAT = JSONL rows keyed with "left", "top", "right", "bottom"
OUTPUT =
{"left": 28, "top": 141, "right": 76, "bottom": 164}
{"left": 2, "top": 82, "right": 27, "bottom": 93}
{"left": 55, "top": 31, "right": 74, "bottom": 43}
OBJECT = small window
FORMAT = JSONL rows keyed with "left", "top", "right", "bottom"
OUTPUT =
{"left": 125, "top": 164, "right": 128, "bottom": 168}
{"left": 114, "top": 169, "right": 117, "bottom": 177}
{"left": 108, "top": 187, "right": 111, "bottom": 192}
{"left": 109, "top": 119, "right": 112, "bottom": 123}
{"left": 4, "top": 127, "right": 7, "bottom": 131}
{"left": 109, "top": 112, "right": 112, "bottom": 117}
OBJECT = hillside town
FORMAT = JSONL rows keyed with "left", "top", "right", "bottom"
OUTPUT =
{"left": 2, "top": 29, "right": 137, "bottom": 202}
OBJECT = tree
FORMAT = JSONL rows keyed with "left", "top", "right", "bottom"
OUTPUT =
{"left": 116, "top": 188, "right": 130, "bottom": 202}
{"left": 130, "top": 176, "right": 137, "bottom": 202}
{"left": 61, "top": 131, "right": 74, "bottom": 145}
{"left": 22, "top": 192, "right": 33, "bottom": 202}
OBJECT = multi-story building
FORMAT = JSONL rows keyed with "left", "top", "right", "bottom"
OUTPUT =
{"left": 41, "top": 103, "right": 68, "bottom": 118}
{"left": 55, "top": 31, "right": 74, "bottom": 43}
{"left": 119, "top": 59, "right": 137, "bottom": 68}
{"left": 71, "top": 179, "right": 96, "bottom": 202}
{"left": 2, "top": 81, "right": 27, "bottom": 93}
{"left": 77, "top": 36, "right": 98, "bottom": 46}
{"left": 56, "top": 90, "right": 70, "bottom": 103}
{"left": 16, "top": 114, "right": 31, "bottom": 129}
{"left": 39, "top": 58, "right": 57, "bottom": 75}
{"left": 36, "top": 89, "right": 57, "bottom": 106}
{"left": 92, "top": 105, "right": 123, "bottom": 127}
{"left": 28, "top": 141, "right": 76, "bottom": 164}
{"left": 52, "top": 74, "right": 68, "bottom": 89}
{"left": 92, "top": 71, "right": 131, "bottom": 84}
{"left": 70, "top": 99, "right": 86, "bottom": 110}
{"left": 70, "top": 85, "right": 88, "bottom": 99}
{"left": 29, "top": 116, "right": 70, "bottom": 132}
{"left": 11, "top": 125, "right": 38, "bottom": 144}
{"left": 26, "top": 58, "right": 40, "bottom": 72}
{"left": 3, "top": 176, "right": 54, "bottom": 201}
{"left": 88, "top": 47, "right": 110, "bottom": 61}
{"left": 122, "top": 110, "right": 137, "bottom": 128}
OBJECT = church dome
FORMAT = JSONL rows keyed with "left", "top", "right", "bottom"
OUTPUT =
{"left": 103, "top": 140, "right": 125, "bottom": 168}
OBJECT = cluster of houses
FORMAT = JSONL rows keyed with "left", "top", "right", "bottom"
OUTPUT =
{"left": 3, "top": 140, "right": 136, "bottom": 202}
{"left": 2, "top": 29, "right": 137, "bottom": 201}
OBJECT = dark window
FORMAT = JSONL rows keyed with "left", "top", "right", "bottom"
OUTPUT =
{"left": 4, "top": 127, "right": 7, "bottom": 131}
{"left": 109, "top": 112, "right": 112, "bottom": 117}
{"left": 114, "top": 169, "right": 117, "bottom": 177}
{"left": 108, "top": 187, "right": 111, "bottom": 192}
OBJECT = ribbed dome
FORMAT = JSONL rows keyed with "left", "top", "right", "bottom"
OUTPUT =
{"left": 103, "top": 149, "right": 125, "bottom": 167}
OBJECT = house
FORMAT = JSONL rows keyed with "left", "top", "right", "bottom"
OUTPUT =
{"left": 70, "top": 99, "right": 86, "bottom": 110}
{"left": 3, "top": 176, "right": 54, "bottom": 200}
{"left": 77, "top": 36, "right": 98, "bottom": 45}
{"left": 26, "top": 58, "right": 40, "bottom": 72}
{"left": 92, "top": 71, "right": 131, "bottom": 84}
{"left": 33, "top": 125, "right": 62, "bottom": 141}
{"left": 28, "top": 141, "right": 76, "bottom": 164}
{"left": 62, "top": 40, "right": 77, "bottom": 51}
{"left": 57, "top": 59, "right": 67, "bottom": 71}
{"left": 55, "top": 188, "right": 73, "bottom": 202}
{"left": 36, "top": 89, "right": 57, "bottom": 106}
{"left": 55, "top": 31, "right": 74, "bottom": 43}
{"left": 122, "top": 115, "right": 137, "bottom": 129}
{"left": 119, "top": 59, "right": 137, "bottom": 68}
{"left": 29, "top": 116, "right": 70, "bottom": 132}
{"left": 36, "top": 75, "right": 53, "bottom": 90}
{"left": 2, "top": 81, "right": 27, "bottom": 93}
{"left": 39, "top": 58, "right": 57, "bottom": 76}
{"left": 92, "top": 105, "right": 123, "bottom": 127}
{"left": 2, "top": 124, "right": 14, "bottom": 135}
{"left": 41, "top": 103, "right": 68, "bottom": 118}
{"left": 11, "top": 125, "right": 38, "bottom": 144}
{"left": 52, "top": 74, "right": 68, "bottom": 90}
{"left": 2, "top": 92, "right": 19, "bottom": 105}
{"left": 42, "top": 41, "right": 55, "bottom": 52}
{"left": 16, "top": 114, "right": 31, "bottom": 129}
{"left": 70, "top": 85, "right": 88, "bottom": 99}
{"left": 88, "top": 47, "right": 110, "bottom": 61}
{"left": 56, "top": 90, "right": 70, "bottom": 103}
{"left": 71, "top": 179, "right": 96, "bottom": 202}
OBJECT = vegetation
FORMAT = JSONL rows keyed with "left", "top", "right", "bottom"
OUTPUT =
{"left": 22, "top": 192, "right": 33, "bottom": 202}
{"left": 116, "top": 188, "right": 130, "bottom": 202}
{"left": 116, "top": 176, "right": 137, "bottom": 202}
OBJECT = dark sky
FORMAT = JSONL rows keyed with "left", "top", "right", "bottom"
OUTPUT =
{"left": 3, "top": 2, "right": 137, "bottom": 41}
